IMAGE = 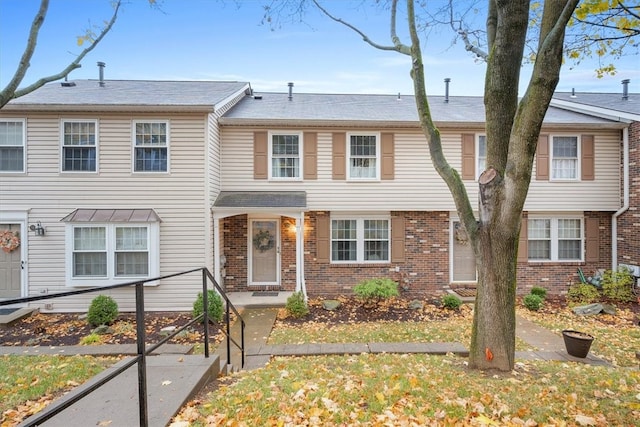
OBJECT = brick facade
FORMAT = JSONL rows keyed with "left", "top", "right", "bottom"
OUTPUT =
{"left": 617, "top": 121, "right": 640, "bottom": 266}
{"left": 218, "top": 209, "right": 612, "bottom": 297}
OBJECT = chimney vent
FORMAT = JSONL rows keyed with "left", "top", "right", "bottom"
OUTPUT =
{"left": 571, "top": 88, "right": 576, "bottom": 98}
{"left": 288, "top": 82, "right": 294, "bottom": 101}
{"left": 97, "top": 61, "right": 106, "bottom": 87}
{"left": 444, "top": 78, "right": 451, "bottom": 103}
{"left": 622, "top": 79, "right": 630, "bottom": 100}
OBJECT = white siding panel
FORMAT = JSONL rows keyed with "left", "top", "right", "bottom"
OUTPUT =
{"left": 0, "top": 112, "right": 212, "bottom": 312}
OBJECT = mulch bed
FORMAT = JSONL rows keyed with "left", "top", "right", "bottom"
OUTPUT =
{"left": 0, "top": 311, "right": 222, "bottom": 347}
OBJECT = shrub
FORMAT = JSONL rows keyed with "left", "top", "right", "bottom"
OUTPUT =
{"left": 192, "top": 290, "right": 224, "bottom": 322}
{"left": 442, "top": 294, "right": 462, "bottom": 310}
{"left": 285, "top": 291, "right": 309, "bottom": 318}
{"left": 80, "top": 333, "right": 103, "bottom": 345}
{"left": 523, "top": 294, "right": 543, "bottom": 311}
{"left": 530, "top": 286, "right": 547, "bottom": 300}
{"left": 567, "top": 282, "right": 600, "bottom": 305}
{"left": 87, "top": 295, "right": 119, "bottom": 327}
{"left": 353, "top": 278, "right": 399, "bottom": 306}
{"left": 601, "top": 268, "right": 635, "bottom": 303}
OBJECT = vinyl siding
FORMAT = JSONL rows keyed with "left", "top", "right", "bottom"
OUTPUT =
{"left": 220, "top": 128, "right": 621, "bottom": 212}
{"left": 0, "top": 112, "right": 211, "bottom": 312}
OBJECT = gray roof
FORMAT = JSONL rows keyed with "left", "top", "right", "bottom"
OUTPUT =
{"left": 213, "top": 191, "right": 307, "bottom": 208}
{"left": 220, "top": 92, "right": 621, "bottom": 128}
{"left": 4, "top": 80, "right": 250, "bottom": 112}
{"left": 553, "top": 91, "right": 640, "bottom": 116}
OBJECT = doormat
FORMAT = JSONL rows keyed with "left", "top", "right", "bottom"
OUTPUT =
{"left": 0, "top": 308, "right": 20, "bottom": 316}
{"left": 453, "top": 288, "right": 476, "bottom": 298}
{"left": 252, "top": 292, "right": 279, "bottom": 297}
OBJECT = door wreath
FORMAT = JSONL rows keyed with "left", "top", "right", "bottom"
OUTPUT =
{"left": 0, "top": 230, "right": 20, "bottom": 253}
{"left": 253, "top": 229, "right": 274, "bottom": 252}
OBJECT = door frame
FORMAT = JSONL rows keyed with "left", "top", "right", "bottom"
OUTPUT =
{"left": 247, "top": 216, "right": 280, "bottom": 287}
{"left": 0, "top": 211, "right": 28, "bottom": 302}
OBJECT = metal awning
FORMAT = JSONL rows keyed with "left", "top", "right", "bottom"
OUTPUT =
{"left": 213, "top": 191, "right": 307, "bottom": 209}
{"left": 60, "top": 208, "right": 162, "bottom": 222}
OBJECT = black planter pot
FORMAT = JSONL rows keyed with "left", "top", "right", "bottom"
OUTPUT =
{"left": 562, "top": 330, "right": 594, "bottom": 358}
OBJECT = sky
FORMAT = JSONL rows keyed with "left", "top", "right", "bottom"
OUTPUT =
{"left": 0, "top": 0, "right": 638, "bottom": 97}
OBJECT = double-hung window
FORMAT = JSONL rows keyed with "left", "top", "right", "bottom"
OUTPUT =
{"left": 551, "top": 136, "right": 579, "bottom": 180}
{"left": 331, "top": 217, "right": 389, "bottom": 263}
{"left": 62, "top": 120, "right": 97, "bottom": 172}
{"left": 348, "top": 133, "right": 379, "bottom": 179}
{"left": 270, "top": 133, "right": 301, "bottom": 179}
{"left": 0, "top": 119, "right": 25, "bottom": 172}
{"left": 134, "top": 121, "right": 168, "bottom": 172}
{"left": 477, "top": 135, "right": 487, "bottom": 178}
{"left": 528, "top": 217, "right": 583, "bottom": 261}
{"left": 67, "top": 222, "right": 159, "bottom": 286}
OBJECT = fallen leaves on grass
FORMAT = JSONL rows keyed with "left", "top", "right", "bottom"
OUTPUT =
{"left": 172, "top": 353, "right": 640, "bottom": 426}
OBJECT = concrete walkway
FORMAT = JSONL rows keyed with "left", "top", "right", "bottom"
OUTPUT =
{"left": 5, "top": 307, "right": 611, "bottom": 426}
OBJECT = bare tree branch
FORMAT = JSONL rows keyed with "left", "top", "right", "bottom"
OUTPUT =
{"left": 312, "top": 0, "right": 410, "bottom": 54}
{"left": 448, "top": 0, "right": 488, "bottom": 60}
{"left": 0, "top": 0, "right": 122, "bottom": 108}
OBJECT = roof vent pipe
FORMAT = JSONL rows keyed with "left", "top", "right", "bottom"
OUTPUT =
{"left": 571, "top": 88, "right": 576, "bottom": 98}
{"left": 97, "top": 61, "right": 106, "bottom": 87}
{"left": 444, "top": 78, "right": 451, "bottom": 103}
{"left": 622, "top": 79, "right": 630, "bottom": 100}
{"left": 288, "top": 82, "right": 294, "bottom": 101}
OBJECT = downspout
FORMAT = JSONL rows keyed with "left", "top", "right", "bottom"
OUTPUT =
{"left": 612, "top": 126, "right": 630, "bottom": 270}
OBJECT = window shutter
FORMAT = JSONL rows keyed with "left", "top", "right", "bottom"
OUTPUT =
{"left": 316, "top": 215, "right": 330, "bottom": 263}
{"left": 391, "top": 216, "right": 405, "bottom": 262}
{"left": 303, "top": 132, "right": 318, "bottom": 180}
{"left": 332, "top": 132, "right": 346, "bottom": 180}
{"left": 536, "top": 135, "right": 549, "bottom": 180}
{"left": 461, "top": 134, "right": 475, "bottom": 180}
{"left": 381, "top": 133, "right": 395, "bottom": 180}
{"left": 517, "top": 217, "right": 528, "bottom": 262}
{"left": 585, "top": 217, "right": 600, "bottom": 262}
{"left": 253, "top": 131, "right": 268, "bottom": 179}
{"left": 581, "top": 135, "right": 595, "bottom": 181}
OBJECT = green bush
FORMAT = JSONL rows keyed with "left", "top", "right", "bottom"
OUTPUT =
{"left": 192, "top": 290, "right": 224, "bottom": 322}
{"left": 285, "top": 291, "right": 309, "bottom": 318}
{"left": 530, "top": 286, "right": 547, "bottom": 300}
{"left": 441, "top": 294, "right": 462, "bottom": 310}
{"left": 567, "top": 282, "right": 600, "bottom": 305}
{"left": 87, "top": 295, "right": 119, "bottom": 327}
{"left": 353, "top": 278, "right": 399, "bottom": 305}
{"left": 523, "top": 294, "right": 543, "bottom": 311}
{"left": 601, "top": 268, "right": 635, "bottom": 303}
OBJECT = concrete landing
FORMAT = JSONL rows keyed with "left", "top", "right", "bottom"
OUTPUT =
{"left": 20, "top": 354, "right": 219, "bottom": 427}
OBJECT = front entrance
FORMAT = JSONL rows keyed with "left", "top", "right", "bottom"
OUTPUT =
{"left": 0, "top": 223, "right": 22, "bottom": 299}
{"left": 452, "top": 221, "right": 477, "bottom": 282}
{"left": 249, "top": 219, "right": 279, "bottom": 287}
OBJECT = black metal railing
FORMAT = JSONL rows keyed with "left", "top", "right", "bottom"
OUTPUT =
{"left": 0, "top": 267, "right": 245, "bottom": 427}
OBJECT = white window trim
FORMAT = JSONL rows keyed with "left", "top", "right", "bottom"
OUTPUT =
{"left": 330, "top": 213, "right": 390, "bottom": 264}
{"left": 476, "top": 134, "right": 486, "bottom": 180}
{"left": 0, "top": 118, "right": 26, "bottom": 174}
{"left": 550, "top": 134, "right": 581, "bottom": 182}
{"left": 65, "top": 222, "right": 160, "bottom": 287}
{"left": 346, "top": 132, "right": 381, "bottom": 181}
{"left": 268, "top": 131, "right": 303, "bottom": 181}
{"left": 60, "top": 119, "right": 99, "bottom": 173}
{"left": 131, "top": 120, "right": 171, "bottom": 174}
{"left": 527, "top": 214, "right": 584, "bottom": 262}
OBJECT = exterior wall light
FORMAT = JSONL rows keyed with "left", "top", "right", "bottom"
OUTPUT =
{"left": 30, "top": 221, "right": 46, "bottom": 236}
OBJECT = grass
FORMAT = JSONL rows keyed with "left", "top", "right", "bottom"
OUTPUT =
{"left": 175, "top": 353, "right": 640, "bottom": 426}
{"left": 0, "top": 354, "right": 118, "bottom": 425}
{"left": 517, "top": 305, "right": 640, "bottom": 367}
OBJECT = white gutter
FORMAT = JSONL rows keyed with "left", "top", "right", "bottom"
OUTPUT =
{"left": 612, "top": 126, "right": 630, "bottom": 270}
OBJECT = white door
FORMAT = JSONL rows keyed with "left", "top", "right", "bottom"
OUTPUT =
{"left": 0, "top": 223, "right": 22, "bottom": 299}
{"left": 249, "top": 219, "right": 279, "bottom": 286}
{"left": 452, "top": 221, "right": 477, "bottom": 282}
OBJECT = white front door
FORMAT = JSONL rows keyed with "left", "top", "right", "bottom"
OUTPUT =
{"left": 249, "top": 219, "right": 279, "bottom": 286}
{"left": 0, "top": 223, "right": 22, "bottom": 299}
{"left": 452, "top": 221, "right": 477, "bottom": 282}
